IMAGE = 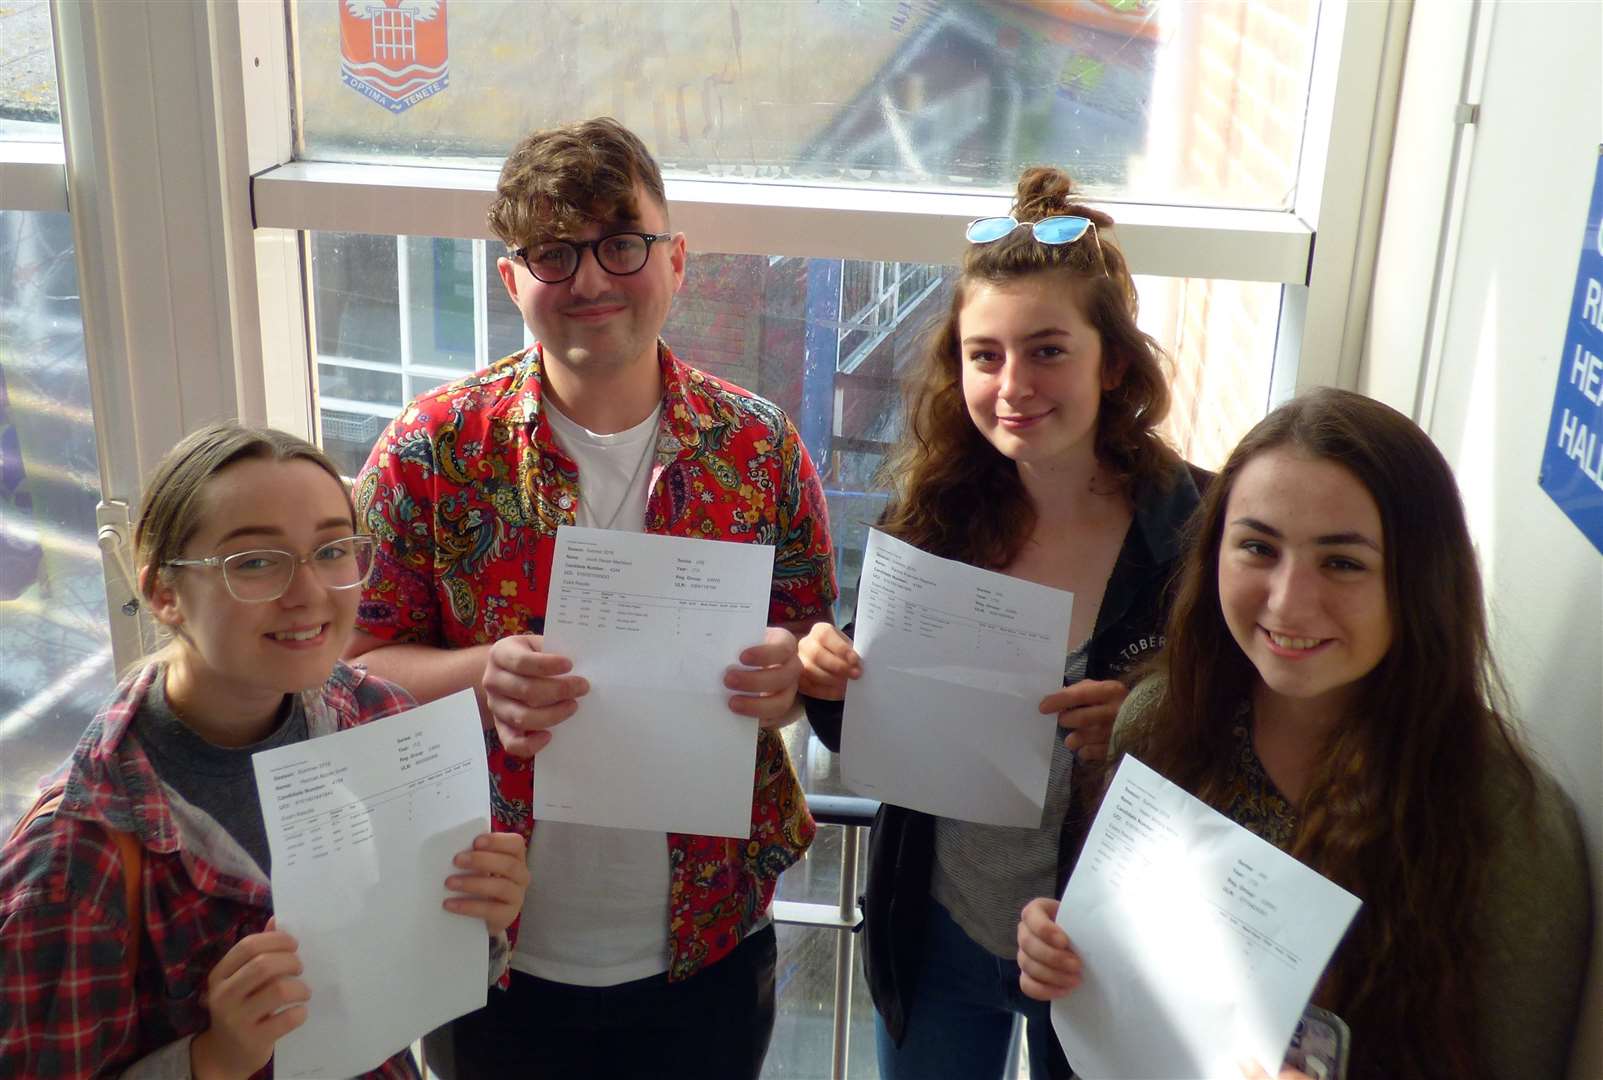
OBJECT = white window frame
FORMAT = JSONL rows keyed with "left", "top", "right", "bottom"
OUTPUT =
{"left": 0, "top": 0, "right": 1411, "bottom": 660}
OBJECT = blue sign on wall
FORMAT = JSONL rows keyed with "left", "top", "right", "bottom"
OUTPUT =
{"left": 1539, "top": 147, "right": 1603, "bottom": 556}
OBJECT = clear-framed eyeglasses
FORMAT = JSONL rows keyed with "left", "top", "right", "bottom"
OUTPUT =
{"left": 512, "top": 231, "right": 673, "bottom": 284}
{"left": 164, "top": 535, "right": 376, "bottom": 603}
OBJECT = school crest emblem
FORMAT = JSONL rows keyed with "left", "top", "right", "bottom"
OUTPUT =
{"left": 340, "top": 0, "right": 449, "bottom": 113}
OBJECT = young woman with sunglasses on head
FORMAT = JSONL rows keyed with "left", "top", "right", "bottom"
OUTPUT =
{"left": 798, "top": 167, "right": 1207, "bottom": 1080}
{"left": 0, "top": 423, "right": 529, "bottom": 1079}
{"left": 1015, "top": 389, "right": 1591, "bottom": 1080}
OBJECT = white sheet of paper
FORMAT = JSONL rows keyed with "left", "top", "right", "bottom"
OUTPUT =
{"left": 1051, "top": 755, "right": 1362, "bottom": 1079}
{"left": 533, "top": 525, "right": 774, "bottom": 837}
{"left": 840, "top": 528, "right": 1073, "bottom": 827}
{"left": 252, "top": 690, "right": 490, "bottom": 1079}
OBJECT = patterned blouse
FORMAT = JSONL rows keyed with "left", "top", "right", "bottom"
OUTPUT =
{"left": 1217, "top": 712, "right": 1299, "bottom": 851}
{"left": 353, "top": 342, "right": 837, "bottom": 981}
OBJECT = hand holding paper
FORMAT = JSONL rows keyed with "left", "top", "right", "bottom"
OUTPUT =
{"left": 1015, "top": 896, "right": 1083, "bottom": 1000}
{"left": 444, "top": 831, "right": 531, "bottom": 933}
{"left": 252, "top": 689, "right": 493, "bottom": 1078}
{"left": 723, "top": 625, "right": 805, "bottom": 728}
{"left": 481, "top": 634, "right": 589, "bottom": 759}
{"left": 798, "top": 622, "right": 861, "bottom": 701}
{"left": 533, "top": 526, "right": 776, "bottom": 836}
{"left": 1040, "top": 678, "right": 1128, "bottom": 761}
{"left": 191, "top": 920, "right": 308, "bottom": 1080}
{"left": 1047, "top": 755, "right": 1361, "bottom": 1080}
{"left": 841, "top": 529, "right": 1073, "bottom": 827}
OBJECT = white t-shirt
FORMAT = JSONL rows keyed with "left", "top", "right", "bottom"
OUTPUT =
{"left": 511, "top": 401, "right": 673, "bottom": 986}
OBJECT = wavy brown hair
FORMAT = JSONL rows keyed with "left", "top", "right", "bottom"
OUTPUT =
{"left": 487, "top": 116, "right": 667, "bottom": 248}
{"left": 1118, "top": 387, "right": 1534, "bottom": 1080}
{"left": 879, "top": 166, "right": 1177, "bottom": 565}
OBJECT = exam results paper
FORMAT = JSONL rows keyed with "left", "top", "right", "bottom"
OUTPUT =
{"left": 252, "top": 689, "right": 490, "bottom": 1079}
{"left": 1051, "top": 755, "right": 1362, "bottom": 1079}
{"left": 841, "top": 528, "right": 1074, "bottom": 827}
{"left": 533, "top": 525, "right": 774, "bottom": 837}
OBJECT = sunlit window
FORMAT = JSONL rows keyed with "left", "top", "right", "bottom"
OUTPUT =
{"left": 294, "top": 0, "right": 1318, "bottom": 209}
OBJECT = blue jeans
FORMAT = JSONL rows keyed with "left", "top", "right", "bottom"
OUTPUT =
{"left": 876, "top": 901, "right": 1065, "bottom": 1080}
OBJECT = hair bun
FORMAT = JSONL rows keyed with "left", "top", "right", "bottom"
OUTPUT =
{"left": 1012, "top": 165, "right": 1112, "bottom": 227}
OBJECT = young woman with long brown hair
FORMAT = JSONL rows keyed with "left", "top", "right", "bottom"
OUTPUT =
{"left": 1015, "top": 388, "right": 1591, "bottom": 1080}
{"left": 799, "top": 167, "right": 1206, "bottom": 1080}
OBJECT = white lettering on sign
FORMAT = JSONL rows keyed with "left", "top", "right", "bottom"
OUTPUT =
{"left": 1557, "top": 408, "right": 1603, "bottom": 492}
{"left": 1570, "top": 343, "right": 1603, "bottom": 407}
{"left": 1585, "top": 279, "right": 1603, "bottom": 331}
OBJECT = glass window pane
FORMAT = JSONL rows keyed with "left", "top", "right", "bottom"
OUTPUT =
{"left": 312, "top": 231, "right": 400, "bottom": 363}
{"left": 321, "top": 407, "right": 395, "bottom": 480}
{"left": 294, "top": 0, "right": 1318, "bottom": 208}
{"left": 0, "top": 0, "right": 61, "bottom": 139}
{"left": 406, "top": 236, "right": 477, "bottom": 372}
{"left": 0, "top": 210, "right": 113, "bottom": 831}
{"left": 767, "top": 917, "right": 882, "bottom": 1078}
{"left": 317, "top": 361, "right": 403, "bottom": 409}
{"left": 485, "top": 243, "right": 526, "bottom": 361}
{"left": 310, "top": 232, "right": 1279, "bottom": 611}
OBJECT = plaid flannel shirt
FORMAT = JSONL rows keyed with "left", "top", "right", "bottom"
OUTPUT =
{"left": 355, "top": 342, "right": 837, "bottom": 980}
{"left": 0, "top": 661, "right": 421, "bottom": 1079}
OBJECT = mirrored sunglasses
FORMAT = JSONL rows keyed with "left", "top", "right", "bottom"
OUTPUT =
{"left": 964, "top": 215, "right": 1093, "bottom": 246}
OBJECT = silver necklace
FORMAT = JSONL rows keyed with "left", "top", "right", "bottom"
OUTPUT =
{"left": 580, "top": 433, "right": 658, "bottom": 530}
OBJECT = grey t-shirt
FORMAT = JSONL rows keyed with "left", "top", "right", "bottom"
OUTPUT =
{"left": 929, "top": 641, "right": 1090, "bottom": 959}
{"left": 134, "top": 678, "right": 306, "bottom": 875}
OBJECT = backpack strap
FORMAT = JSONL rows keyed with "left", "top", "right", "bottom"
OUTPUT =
{"left": 9, "top": 787, "right": 144, "bottom": 976}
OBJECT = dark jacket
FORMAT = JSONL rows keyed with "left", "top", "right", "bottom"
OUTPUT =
{"left": 803, "top": 462, "right": 1207, "bottom": 1046}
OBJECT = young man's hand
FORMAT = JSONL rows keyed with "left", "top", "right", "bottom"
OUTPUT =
{"left": 725, "top": 626, "right": 804, "bottom": 729}
{"left": 481, "top": 634, "right": 589, "bottom": 759}
{"left": 444, "top": 832, "right": 531, "bottom": 935}
{"left": 191, "top": 920, "right": 308, "bottom": 1080}
{"left": 797, "top": 623, "right": 861, "bottom": 702}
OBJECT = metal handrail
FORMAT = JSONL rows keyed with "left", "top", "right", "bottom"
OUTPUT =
{"left": 806, "top": 793, "right": 880, "bottom": 828}
{"left": 768, "top": 794, "right": 881, "bottom": 1079}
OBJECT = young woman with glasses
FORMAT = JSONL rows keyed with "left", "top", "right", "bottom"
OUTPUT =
{"left": 798, "top": 166, "right": 1208, "bottom": 1080}
{"left": 1014, "top": 390, "right": 1590, "bottom": 1080}
{"left": 0, "top": 423, "right": 530, "bottom": 1079}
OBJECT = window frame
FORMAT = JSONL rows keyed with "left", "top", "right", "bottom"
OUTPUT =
{"left": 0, "top": 0, "right": 1413, "bottom": 673}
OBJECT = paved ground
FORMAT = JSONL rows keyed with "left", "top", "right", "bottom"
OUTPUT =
{"left": 0, "top": 1, "right": 58, "bottom": 125}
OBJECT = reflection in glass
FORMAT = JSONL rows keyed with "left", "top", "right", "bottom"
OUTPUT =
{"left": 0, "top": 212, "right": 113, "bottom": 832}
{"left": 295, "top": 0, "right": 1317, "bottom": 209}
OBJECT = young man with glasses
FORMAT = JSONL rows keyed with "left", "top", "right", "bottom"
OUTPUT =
{"left": 346, "top": 116, "right": 837, "bottom": 1079}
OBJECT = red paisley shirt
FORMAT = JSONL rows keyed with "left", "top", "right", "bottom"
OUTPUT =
{"left": 353, "top": 343, "right": 837, "bottom": 981}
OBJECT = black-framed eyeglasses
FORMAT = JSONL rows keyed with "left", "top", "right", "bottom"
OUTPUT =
{"left": 164, "top": 535, "right": 376, "bottom": 603}
{"left": 512, "top": 231, "right": 674, "bottom": 284}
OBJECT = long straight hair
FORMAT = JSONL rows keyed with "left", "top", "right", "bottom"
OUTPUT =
{"left": 1118, "top": 388, "right": 1533, "bottom": 1080}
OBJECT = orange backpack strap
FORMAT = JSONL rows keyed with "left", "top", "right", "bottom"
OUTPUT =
{"left": 9, "top": 787, "right": 143, "bottom": 976}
